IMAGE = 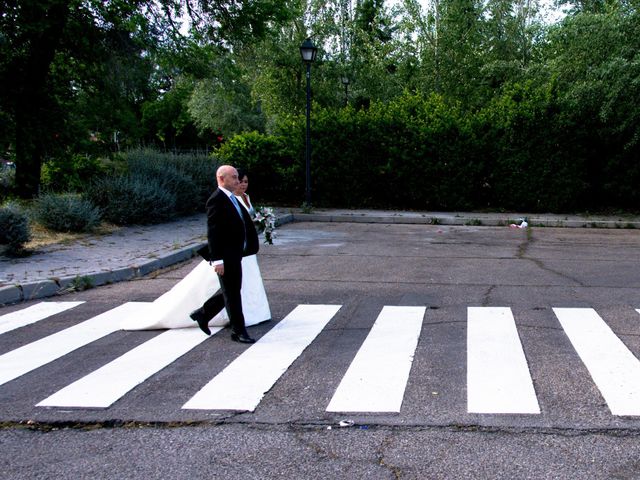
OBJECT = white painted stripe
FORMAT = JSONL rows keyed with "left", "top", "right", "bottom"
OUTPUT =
{"left": 37, "top": 327, "right": 220, "bottom": 408}
{"left": 326, "top": 306, "right": 424, "bottom": 413}
{"left": 0, "top": 302, "right": 84, "bottom": 335}
{"left": 183, "top": 304, "right": 341, "bottom": 411}
{"left": 0, "top": 303, "right": 148, "bottom": 387}
{"left": 467, "top": 307, "right": 540, "bottom": 414}
{"left": 555, "top": 308, "right": 640, "bottom": 416}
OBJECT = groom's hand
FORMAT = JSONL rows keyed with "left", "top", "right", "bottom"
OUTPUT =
{"left": 214, "top": 264, "right": 225, "bottom": 276}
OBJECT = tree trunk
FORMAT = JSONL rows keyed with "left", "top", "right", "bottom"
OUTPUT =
{"left": 11, "top": 0, "right": 71, "bottom": 198}
{"left": 14, "top": 105, "right": 45, "bottom": 199}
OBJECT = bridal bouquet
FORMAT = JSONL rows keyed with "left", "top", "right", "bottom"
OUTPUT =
{"left": 254, "top": 206, "right": 276, "bottom": 244}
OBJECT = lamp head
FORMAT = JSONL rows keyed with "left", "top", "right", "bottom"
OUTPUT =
{"left": 300, "top": 38, "right": 318, "bottom": 63}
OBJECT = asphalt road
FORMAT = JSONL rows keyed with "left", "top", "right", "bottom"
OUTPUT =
{"left": 1, "top": 221, "right": 640, "bottom": 479}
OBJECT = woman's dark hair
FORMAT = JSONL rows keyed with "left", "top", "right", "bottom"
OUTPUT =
{"left": 236, "top": 167, "right": 248, "bottom": 181}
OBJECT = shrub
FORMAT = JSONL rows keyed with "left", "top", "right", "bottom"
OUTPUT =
{"left": 0, "top": 163, "right": 15, "bottom": 202}
{"left": 33, "top": 193, "right": 101, "bottom": 233}
{"left": 124, "top": 149, "right": 217, "bottom": 211}
{"left": 128, "top": 158, "right": 200, "bottom": 215}
{"left": 0, "top": 204, "right": 31, "bottom": 254}
{"left": 41, "top": 154, "right": 106, "bottom": 192}
{"left": 172, "top": 155, "right": 218, "bottom": 209}
{"left": 86, "top": 174, "right": 176, "bottom": 225}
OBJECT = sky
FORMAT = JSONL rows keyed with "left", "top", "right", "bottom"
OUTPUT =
{"left": 389, "top": 0, "right": 568, "bottom": 24}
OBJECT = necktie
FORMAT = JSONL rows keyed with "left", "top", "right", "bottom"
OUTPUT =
{"left": 230, "top": 194, "right": 244, "bottom": 220}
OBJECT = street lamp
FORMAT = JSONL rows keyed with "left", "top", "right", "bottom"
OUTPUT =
{"left": 341, "top": 75, "right": 350, "bottom": 106}
{"left": 299, "top": 38, "right": 317, "bottom": 206}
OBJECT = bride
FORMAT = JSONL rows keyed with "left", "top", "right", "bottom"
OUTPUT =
{"left": 121, "top": 168, "right": 271, "bottom": 331}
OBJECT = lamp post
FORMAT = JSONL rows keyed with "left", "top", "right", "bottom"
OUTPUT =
{"left": 341, "top": 76, "right": 349, "bottom": 106}
{"left": 300, "top": 38, "right": 317, "bottom": 206}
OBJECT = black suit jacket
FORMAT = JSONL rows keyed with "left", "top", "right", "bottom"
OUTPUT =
{"left": 205, "top": 188, "right": 259, "bottom": 264}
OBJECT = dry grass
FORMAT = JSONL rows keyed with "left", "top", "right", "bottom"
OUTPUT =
{"left": 26, "top": 222, "right": 121, "bottom": 250}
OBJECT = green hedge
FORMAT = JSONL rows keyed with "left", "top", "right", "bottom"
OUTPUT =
{"left": 216, "top": 132, "right": 301, "bottom": 204}
{"left": 218, "top": 87, "right": 638, "bottom": 213}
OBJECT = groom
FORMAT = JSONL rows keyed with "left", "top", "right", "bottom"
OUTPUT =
{"left": 190, "top": 165, "right": 259, "bottom": 343}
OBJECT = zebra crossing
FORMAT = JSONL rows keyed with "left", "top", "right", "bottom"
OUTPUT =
{"left": 38, "top": 328, "right": 215, "bottom": 408}
{"left": 0, "top": 302, "right": 147, "bottom": 387}
{"left": 554, "top": 308, "right": 640, "bottom": 416}
{"left": 183, "top": 304, "right": 339, "bottom": 411}
{"left": 0, "top": 301, "right": 83, "bottom": 335}
{"left": 326, "top": 306, "right": 424, "bottom": 413}
{"left": 467, "top": 307, "right": 540, "bottom": 414}
{"left": 1, "top": 301, "right": 640, "bottom": 417}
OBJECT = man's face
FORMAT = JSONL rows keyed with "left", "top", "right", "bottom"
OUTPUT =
{"left": 221, "top": 168, "right": 240, "bottom": 192}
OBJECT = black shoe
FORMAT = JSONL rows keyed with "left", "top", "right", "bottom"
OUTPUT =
{"left": 190, "top": 309, "right": 211, "bottom": 336}
{"left": 231, "top": 332, "right": 256, "bottom": 344}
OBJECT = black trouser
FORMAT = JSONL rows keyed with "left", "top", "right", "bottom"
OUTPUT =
{"left": 201, "top": 259, "right": 246, "bottom": 335}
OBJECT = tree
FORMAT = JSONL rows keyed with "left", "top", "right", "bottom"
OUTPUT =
{"left": 542, "top": 7, "right": 640, "bottom": 206}
{"left": 476, "top": 0, "right": 544, "bottom": 101}
{"left": 1, "top": 0, "right": 73, "bottom": 198}
{"left": 141, "top": 77, "right": 206, "bottom": 149}
{"left": 0, "top": 0, "right": 298, "bottom": 198}
{"left": 187, "top": 56, "right": 267, "bottom": 136}
{"left": 0, "top": 0, "right": 156, "bottom": 198}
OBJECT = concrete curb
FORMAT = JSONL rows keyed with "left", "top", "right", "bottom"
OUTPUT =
{"left": 275, "top": 213, "right": 294, "bottom": 227}
{"left": 0, "top": 285, "right": 23, "bottom": 305}
{"left": 0, "top": 242, "right": 207, "bottom": 306}
{"left": 290, "top": 212, "right": 640, "bottom": 229}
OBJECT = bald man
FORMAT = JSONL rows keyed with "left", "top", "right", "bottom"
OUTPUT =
{"left": 190, "top": 165, "right": 259, "bottom": 343}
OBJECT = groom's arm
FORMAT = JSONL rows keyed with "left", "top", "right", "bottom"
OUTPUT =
{"left": 206, "top": 197, "right": 227, "bottom": 275}
{"left": 205, "top": 193, "right": 225, "bottom": 263}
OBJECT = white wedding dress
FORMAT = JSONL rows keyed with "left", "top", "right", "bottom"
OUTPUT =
{"left": 121, "top": 194, "right": 270, "bottom": 331}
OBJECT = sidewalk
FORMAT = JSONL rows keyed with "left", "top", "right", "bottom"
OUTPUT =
{"left": 1, "top": 208, "right": 639, "bottom": 305}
